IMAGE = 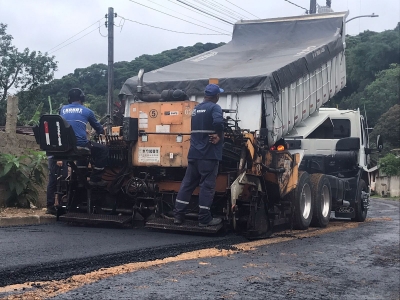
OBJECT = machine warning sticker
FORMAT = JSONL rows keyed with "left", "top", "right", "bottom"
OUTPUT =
{"left": 164, "top": 111, "right": 179, "bottom": 116}
{"left": 156, "top": 125, "right": 170, "bottom": 133}
{"left": 138, "top": 147, "right": 160, "bottom": 163}
{"left": 139, "top": 111, "right": 148, "bottom": 129}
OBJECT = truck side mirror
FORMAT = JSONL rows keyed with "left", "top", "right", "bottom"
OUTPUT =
{"left": 376, "top": 135, "right": 383, "bottom": 152}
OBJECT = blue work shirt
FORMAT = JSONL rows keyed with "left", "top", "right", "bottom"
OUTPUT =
{"left": 188, "top": 101, "right": 224, "bottom": 161}
{"left": 60, "top": 102, "right": 103, "bottom": 146}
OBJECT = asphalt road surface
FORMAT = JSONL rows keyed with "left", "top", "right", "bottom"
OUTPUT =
{"left": 0, "top": 198, "right": 399, "bottom": 299}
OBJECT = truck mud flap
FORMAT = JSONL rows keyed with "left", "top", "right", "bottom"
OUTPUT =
{"left": 59, "top": 213, "right": 132, "bottom": 225}
{"left": 145, "top": 218, "right": 223, "bottom": 234}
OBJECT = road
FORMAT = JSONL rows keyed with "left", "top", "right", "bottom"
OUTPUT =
{"left": 0, "top": 198, "right": 399, "bottom": 299}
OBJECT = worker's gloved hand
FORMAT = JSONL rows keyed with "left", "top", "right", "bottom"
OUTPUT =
{"left": 209, "top": 134, "right": 220, "bottom": 144}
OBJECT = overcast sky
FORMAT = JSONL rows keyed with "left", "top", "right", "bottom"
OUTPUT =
{"left": 1, "top": 0, "right": 399, "bottom": 80}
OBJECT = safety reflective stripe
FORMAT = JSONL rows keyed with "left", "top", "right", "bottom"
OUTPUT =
{"left": 93, "top": 167, "right": 104, "bottom": 170}
{"left": 191, "top": 130, "right": 215, "bottom": 134}
{"left": 74, "top": 120, "right": 87, "bottom": 125}
{"left": 176, "top": 199, "right": 189, "bottom": 205}
{"left": 199, "top": 205, "right": 210, "bottom": 210}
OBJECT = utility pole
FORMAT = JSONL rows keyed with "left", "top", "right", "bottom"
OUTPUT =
{"left": 309, "top": 0, "right": 317, "bottom": 14}
{"left": 106, "top": 7, "right": 115, "bottom": 132}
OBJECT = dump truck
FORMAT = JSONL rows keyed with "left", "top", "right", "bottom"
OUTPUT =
{"left": 34, "top": 11, "right": 382, "bottom": 237}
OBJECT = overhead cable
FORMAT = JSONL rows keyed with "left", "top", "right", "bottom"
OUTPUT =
{"left": 167, "top": 0, "right": 232, "bottom": 27}
{"left": 200, "top": 0, "right": 248, "bottom": 20}
{"left": 48, "top": 25, "right": 104, "bottom": 54}
{"left": 191, "top": 0, "right": 239, "bottom": 21}
{"left": 282, "top": 0, "right": 308, "bottom": 13}
{"left": 225, "top": 0, "right": 260, "bottom": 19}
{"left": 46, "top": 18, "right": 104, "bottom": 53}
{"left": 128, "top": 0, "right": 232, "bottom": 32}
{"left": 118, "top": 16, "right": 230, "bottom": 35}
{"left": 146, "top": 0, "right": 231, "bottom": 33}
{"left": 175, "top": 0, "right": 234, "bottom": 25}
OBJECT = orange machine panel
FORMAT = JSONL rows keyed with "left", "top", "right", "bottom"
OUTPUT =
{"left": 130, "top": 101, "right": 198, "bottom": 167}
{"left": 161, "top": 102, "right": 183, "bottom": 125}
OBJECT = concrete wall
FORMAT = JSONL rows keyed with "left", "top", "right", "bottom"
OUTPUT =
{"left": 376, "top": 175, "right": 400, "bottom": 197}
{"left": 0, "top": 132, "right": 40, "bottom": 156}
{"left": 0, "top": 96, "right": 47, "bottom": 208}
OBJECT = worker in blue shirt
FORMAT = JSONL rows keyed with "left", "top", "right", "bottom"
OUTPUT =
{"left": 174, "top": 84, "right": 224, "bottom": 227}
{"left": 60, "top": 88, "right": 109, "bottom": 186}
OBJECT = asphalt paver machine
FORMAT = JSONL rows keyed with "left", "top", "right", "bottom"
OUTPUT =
{"left": 34, "top": 12, "right": 382, "bottom": 237}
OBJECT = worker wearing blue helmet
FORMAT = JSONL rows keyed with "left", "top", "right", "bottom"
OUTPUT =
{"left": 174, "top": 84, "right": 224, "bottom": 227}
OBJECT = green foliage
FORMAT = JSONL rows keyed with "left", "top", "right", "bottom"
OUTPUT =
{"left": 0, "top": 151, "right": 47, "bottom": 207}
{"left": 340, "top": 64, "right": 400, "bottom": 127}
{"left": 370, "top": 104, "right": 400, "bottom": 154}
{"left": 346, "top": 26, "right": 399, "bottom": 94}
{"left": 0, "top": 23, "right": 57, "bottom": 103}
{"left": 26, "top": 102, "right": 44, "bottom": 126}
{"left": 327, "top": 25, "right": 399, "bottom": 108}
{"left": 379, "top": 153, "right": 400, "bottom": 176}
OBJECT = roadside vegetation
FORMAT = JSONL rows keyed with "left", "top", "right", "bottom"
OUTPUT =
{"left": 0, "top": 151, "right": 47, "bottom": 207}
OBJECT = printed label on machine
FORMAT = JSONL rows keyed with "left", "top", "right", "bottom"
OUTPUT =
{"left": 164, "top": 111, "right": 179, "bottom": 116}
{"left": 139, "top": 111, "right": 148, "bottom": 129}
{"left": 138, "top": 147, "right": 160, "bottom": 163}
{"left": 156, "top": 125, "right": 170, "bottom": 133}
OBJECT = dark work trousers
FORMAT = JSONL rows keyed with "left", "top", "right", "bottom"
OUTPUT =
{"left": 46, "top": 158, "right": 68, "bottom": 207}
{"left": 77, "top": 142, "right": 109, "bottom": 182}
{"left": 174, "top": 159, "right": 219, "bottom": 224}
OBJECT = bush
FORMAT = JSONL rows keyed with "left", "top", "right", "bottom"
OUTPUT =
{"left": 379, "top": 153, "right": 400, "bottom": 176}
{"left": 0, "top": 151, "right": 47, "bottom": 207}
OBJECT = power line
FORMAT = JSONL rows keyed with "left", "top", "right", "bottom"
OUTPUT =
{"left": 167, "top": 0, "right": 232, "bottom": 28}
{"left": 282, "top": 0, "right": 309, "bottom": 13}
{"left": 201, "top": 0, "right": 249, "bottom": 19}
{"left": 127, "top": 0, "right": 232, "bottom": 32}
{"left": 191, "top": 0, "right": 240, "bottom": 21}
{"left": 46, "top": 18, "right": 104, "bottom": 53}
{"left": 176, "top": 0, "right": 234, "bottom": 25}
{"left": 225, "top": 0, "right": 260, "bottom": 19}
{"left": 118, "top": 16, "right": 230, "bottom": 35}
{"left": 48, "top": 25, "right": 104, "bottom": 54}
{"left": 146, "top": 0, "right": 231, "bottom": 33}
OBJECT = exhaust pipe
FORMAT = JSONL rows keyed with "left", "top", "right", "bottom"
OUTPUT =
{"left": 137, "top": 69, "right": 144, "bottom": 93}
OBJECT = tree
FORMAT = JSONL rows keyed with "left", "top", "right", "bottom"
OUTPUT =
{"left": 371, "top": 104, "right": 400, "bottom": 149}
{"left": 379, "top": 153, "right": 400, "bottom": 176}
{"left": 340, "top": 64, "right": 400, "bottom": 127}
{"left": 0, "top": 23, "right": 57, "bottom": 110}
{"left": 329, "top": 25, "right": 400, "bottom": 107}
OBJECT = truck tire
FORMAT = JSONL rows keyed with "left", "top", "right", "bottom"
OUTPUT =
{"left": 288, "top": 171, "right": 313, "bottom": 230}
{"left": 310, "top": 174, "right": 332, "bottom": 228}
{"left": 352, "top": 179, "right": 368, "bottom": 222}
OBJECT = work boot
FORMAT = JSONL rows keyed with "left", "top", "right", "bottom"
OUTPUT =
{"left": 174, "top": 214, "right": 185, "bottom": 225}
{"left": 199, "top": 217, "right": 222, "bottom": 227}
{"left": 46, "top": 205, "right": 57, "bottom": 216}
{"left": 88, "top": 180, "right": 108, "bottom": 187}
